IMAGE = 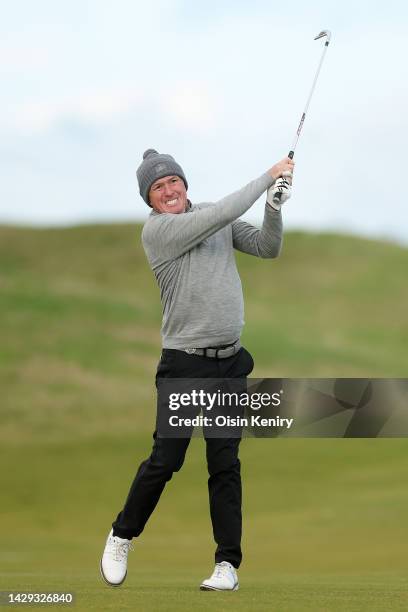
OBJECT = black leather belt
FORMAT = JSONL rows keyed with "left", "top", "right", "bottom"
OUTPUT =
{"left": 184, "top": 340, "right": 241, "bottom": 359}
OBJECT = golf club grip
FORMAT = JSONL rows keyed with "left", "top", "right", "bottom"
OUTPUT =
{"left": 272, "top": 150, "right": 294, "bottom": 204}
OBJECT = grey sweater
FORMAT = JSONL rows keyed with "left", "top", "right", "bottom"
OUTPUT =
{"left": 142, "top": 171, "right": 282, "bottom": 349}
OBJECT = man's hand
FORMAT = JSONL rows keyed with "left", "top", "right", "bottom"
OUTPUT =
{"left": 267, "top": 171, "right": 293, "bottom": 211}
{"left": 268, "top": 157, "right": 295, "bottom": 181}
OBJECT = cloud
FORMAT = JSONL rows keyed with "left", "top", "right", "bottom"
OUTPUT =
{"left": 158, "top": 81, "right": 220, "bottom": 133}
{"left": 9, "top": 79, "right": 221, "bottom": 136}
{"left": 1, "top": 1, "right": 408, "bottom": 243}
{"left": 11, "top": 88, "right": 145, "bottom": 132}
{"left": 0, "top": 44, "right": 50, "bottom": 71}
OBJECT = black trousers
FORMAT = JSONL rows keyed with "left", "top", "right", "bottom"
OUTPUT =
{"left": 112, "top": 346, "right": 254, "bottom": 569}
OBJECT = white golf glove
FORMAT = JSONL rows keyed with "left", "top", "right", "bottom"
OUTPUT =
{"left": 267, "top": 171, "right": 293, "bottom": 211}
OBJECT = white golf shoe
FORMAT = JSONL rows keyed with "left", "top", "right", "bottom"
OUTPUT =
{"left": 100, "top": 529, "right": 133, "bottom": 587}
{"left": 200, "top": 561, "right": 239, "bottom": 591}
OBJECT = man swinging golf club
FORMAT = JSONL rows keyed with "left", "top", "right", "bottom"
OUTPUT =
{"left": 100, "top": 27, "right": 330, "bottom": 593}
{"left": 100, "top": 149, "right": 294, "bottom": 591}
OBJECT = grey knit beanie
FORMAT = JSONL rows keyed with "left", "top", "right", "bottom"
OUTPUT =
{"left": 136, "top": 148, "right": 188, "bottom": 206}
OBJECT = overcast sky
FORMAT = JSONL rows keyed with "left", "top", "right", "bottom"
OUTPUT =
{"left": 1, "top": 0, "right": 407, "bottom": 243}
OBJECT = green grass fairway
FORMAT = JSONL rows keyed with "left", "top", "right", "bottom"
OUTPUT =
{"left": 1, "top": 225, "right": 408, "bottom": 610}
{"left": 1, "top": 437, "right": 408, "bottom": 610}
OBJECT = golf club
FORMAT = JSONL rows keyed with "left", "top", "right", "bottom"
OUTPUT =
{"left": 273, "top": 29, "right": 331, "bottom": 204}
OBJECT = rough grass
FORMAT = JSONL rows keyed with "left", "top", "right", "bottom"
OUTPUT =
{"left": 1, "top": 224, "right": 407, "bottom": 443}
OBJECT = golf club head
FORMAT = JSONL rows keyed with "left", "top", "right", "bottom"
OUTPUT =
{"left": 314, "top": 30, "right": 331, "bottom": 43}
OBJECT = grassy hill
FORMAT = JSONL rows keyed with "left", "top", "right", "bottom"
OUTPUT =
{"left": 1, "top": 224, "right": 408, "bottom": 611}
{"left": 1, "top": 224, "right": 407, "bottom": 443}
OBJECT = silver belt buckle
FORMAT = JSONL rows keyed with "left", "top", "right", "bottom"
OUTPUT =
{"left": 185, "top": 348, "right": 196, "bottom": 354}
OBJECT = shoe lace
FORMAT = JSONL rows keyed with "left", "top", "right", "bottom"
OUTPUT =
{"left": 213, "top": 562, "right": 231, "bottom": 580}
{"left": 110, "top": 537, "right": 133, "bottom": 562}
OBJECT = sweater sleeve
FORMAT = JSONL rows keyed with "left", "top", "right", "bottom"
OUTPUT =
{"left": 142, "top": 172, "right": 274, "bottom": 267}
{"left": 231, "top": 203, "right": 283, "bottom": 258}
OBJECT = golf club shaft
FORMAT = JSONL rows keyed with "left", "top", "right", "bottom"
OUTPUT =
{"left": 273, "top": 30, "right": 331, "bottom": 202}
{"left": 289, "top": 39, "right": 330, "bottom": 157}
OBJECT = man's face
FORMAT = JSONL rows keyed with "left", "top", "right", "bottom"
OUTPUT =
{"left": 149, "top": 175, "right": 188, "bottom": 214}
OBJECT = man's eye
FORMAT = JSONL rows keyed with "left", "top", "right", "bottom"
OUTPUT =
{"left": 171, "top": 178, "right": 179, "bottom": 183}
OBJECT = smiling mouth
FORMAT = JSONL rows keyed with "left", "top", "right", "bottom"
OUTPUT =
{"left": 165, "top": 198, "right": 178, "bottom": 206}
